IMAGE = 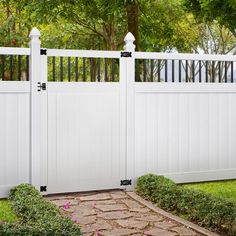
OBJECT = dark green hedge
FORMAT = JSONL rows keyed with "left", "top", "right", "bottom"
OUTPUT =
{"left": 0, "top": 184, "right": 81, "bottom": 236}
{"left": 136, "top": 174, "right": 236, "bottom": 235}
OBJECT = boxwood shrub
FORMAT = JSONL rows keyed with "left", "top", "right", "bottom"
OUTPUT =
{"left": 0, "top": 184, "right": 81, "bottom": 235}
{"left": 136, "top": 174, "right": 236, "bottom": 235}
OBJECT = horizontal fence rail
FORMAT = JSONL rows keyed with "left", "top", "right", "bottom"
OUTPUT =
{"left": 0, "top": 48, "right": 30, "bottom": 81}
{"left": 0, "top": 47, "right": 30, "bottom": 55}
{"left": 134, "top": 52, "right": 236, "bottom": 61}
{"left": 47, "top": 49, "right": 120, "bottom": 58}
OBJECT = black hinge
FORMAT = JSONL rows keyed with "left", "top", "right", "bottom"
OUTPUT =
{"left": 40, "top": 186, "right": 47, "bottom": 192}
{"left": 120, "top": 179, "right": 132, "bottom": 186}
{"left": 40, "top": 49, "right": 47, "bottom": 55}
{"left": 37, "top": 82, "right": 46, "bottom": 91}
{"left": 121, "top": 51, "right": 132, "bottom": 57}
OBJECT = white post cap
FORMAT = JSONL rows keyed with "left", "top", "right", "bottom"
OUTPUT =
{"left": 29, "top": 27, "right": 41, "bottom": 39}
{"left": 124, "top": 32, "right": 135, "bottom": 52}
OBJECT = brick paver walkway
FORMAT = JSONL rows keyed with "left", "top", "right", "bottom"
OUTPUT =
{"left": 48, "top": 190, "right": 217, "bottom": 236}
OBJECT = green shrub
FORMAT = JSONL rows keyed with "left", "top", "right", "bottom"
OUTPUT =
{"left": 0, "top": 184, "right": 82, "bottom": 236}
{"left": 136, "top": 174, "right": 236, "bottom": 235}
{"left": 0, "top": 222, "right": 40, "bottom": 236}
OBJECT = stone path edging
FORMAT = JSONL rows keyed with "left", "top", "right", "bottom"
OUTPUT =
{"left": 127, "top": 192, "right": 219, "bottom": 236}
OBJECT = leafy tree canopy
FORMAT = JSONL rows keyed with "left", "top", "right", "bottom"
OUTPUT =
{"left": 184, "top": 0, "right": 236, "bottom": 35}
{"left": 0, "top": 0, "right": 235, "bottom": 54}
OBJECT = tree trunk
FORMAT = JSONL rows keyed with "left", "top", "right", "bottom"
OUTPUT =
{"left": 127, "top": 3, "right": 139, "bottom": 51}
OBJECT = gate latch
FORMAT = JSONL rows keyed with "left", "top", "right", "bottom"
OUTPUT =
{"left": 37, "top": 82, "right": 46, "bottom": 91}
{"left": 120, "top": 179, "right": 132, "bottom": 186}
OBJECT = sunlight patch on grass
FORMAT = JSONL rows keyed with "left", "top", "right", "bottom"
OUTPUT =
{"left": 0, "top": 200, "right": 17, "bottom": 222}
{"left": 183, "top": 180, "right": 236, "bottom": 203}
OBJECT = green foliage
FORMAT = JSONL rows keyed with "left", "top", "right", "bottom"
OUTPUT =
{"left": 183, "top": 180, "right": 236, "bottom": 203}
{"left": 18, "top": 0, "right": 127, "bottom": 50}
{"left": 136, "top": 174, "right": 236, "bottom": 235}
{"left": 0, "top": 200, "right": 17, "bottom": 223}
{"left": 0, "top": 184, "right": 82, "bottom": 236}
{"left": 0, "top": 0, "right": 31, "bottom": 47}
{"left": 183, "top": 0, "right": 236, "bottom": 34}
{"left": 140, "top": 0, "right": 194, "bottom": 52}
{"left": 0, "top": 223, "right": 41, "bottom": 236}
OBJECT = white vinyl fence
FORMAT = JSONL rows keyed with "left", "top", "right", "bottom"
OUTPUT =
{"left": 0, "top": 28, "right": 236, "bottom": 197}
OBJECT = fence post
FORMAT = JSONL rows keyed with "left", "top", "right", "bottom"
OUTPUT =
{"left": 124, "top": 32, "right": 136, "bottom": 190}
{"left": 29, "top": 27, "right": 41, "bottom": 191}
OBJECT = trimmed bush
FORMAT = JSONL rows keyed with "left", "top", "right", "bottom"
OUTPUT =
{"left": 136, "top": 174, "right": 236, "bottom": 235}
{"left": 0, "top": 223, "right": 41, "bottom": 236}
{"left": 0, "top": 184, "right": 81, "bottom": 235}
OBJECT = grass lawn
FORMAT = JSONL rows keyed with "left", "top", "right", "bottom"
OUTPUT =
{"left": 183, "top": 179, "right": 236, "bottom": 203}
{"left": 0, "top": 200, "right": 17, "bottom": 222}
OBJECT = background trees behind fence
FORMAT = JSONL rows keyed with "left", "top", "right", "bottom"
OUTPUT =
{"left": 0, "top": 0, "right": 235, "bottom": 53}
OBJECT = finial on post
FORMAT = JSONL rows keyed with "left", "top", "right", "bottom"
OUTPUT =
{"left": 29, "top": 27, "right": 41, "bottom": 42}
{"left": 124, "top": 32, "right": 135, "bottom": 52}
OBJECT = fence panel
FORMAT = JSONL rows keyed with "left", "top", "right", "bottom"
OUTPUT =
{"left": 0, "top": 47, "right": 31, "bottom": 197}
{"left": 132, "top": 83, "right": 236, "bottom": 183}
{"left": 0, "top": 82, "right": 30, "bottom": 197}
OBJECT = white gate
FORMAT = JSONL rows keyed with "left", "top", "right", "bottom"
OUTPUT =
{"left": 42, "top": 49, "right": 129, "bottom": 194}
{"left": 1, "top": 28, "right": 236, "bottom": 197}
